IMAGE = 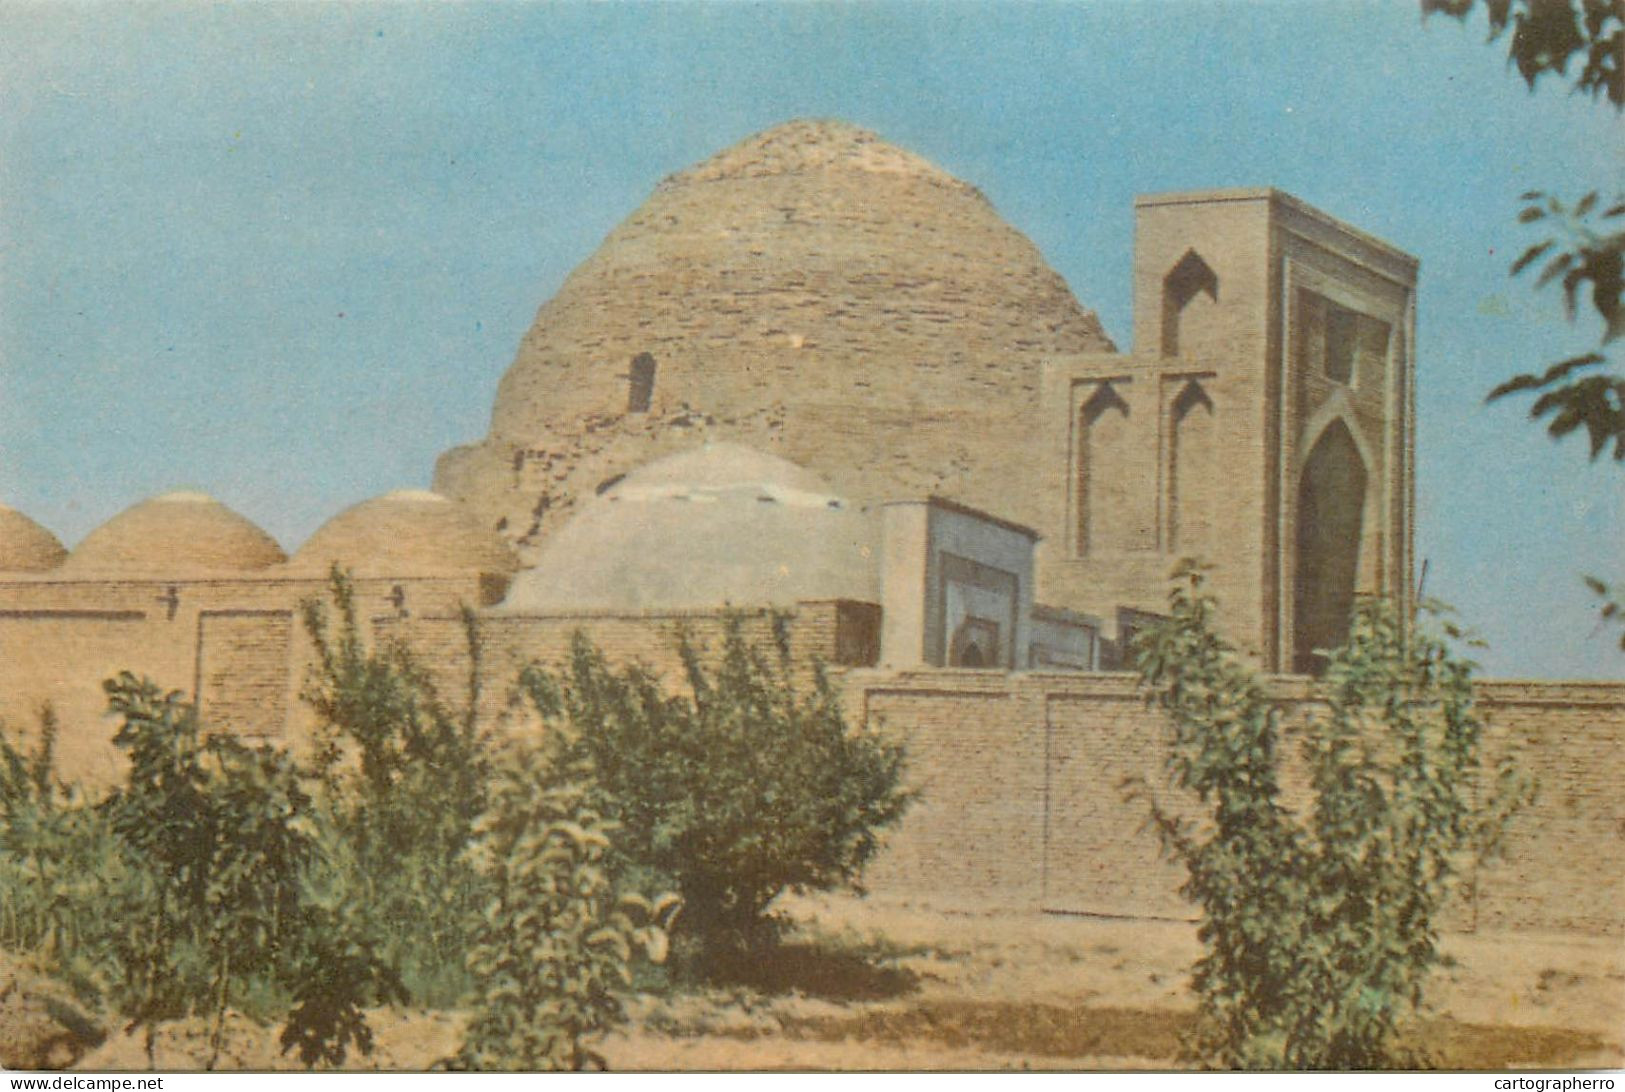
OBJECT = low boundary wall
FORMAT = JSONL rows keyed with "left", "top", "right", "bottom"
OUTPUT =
{"left": 843, "top": 670, "right": 1625, "bottom": 936}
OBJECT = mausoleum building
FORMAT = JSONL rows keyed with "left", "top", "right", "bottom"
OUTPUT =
{"left": 1, "top": 121, "right": 1618, "bottom": 935}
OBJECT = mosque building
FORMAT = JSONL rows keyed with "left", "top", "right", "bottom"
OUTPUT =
{"left": 1, "top": 121, "right": 1618, "bottom": 935}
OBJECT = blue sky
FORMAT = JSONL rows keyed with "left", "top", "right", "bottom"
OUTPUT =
{"left": 1, "top": 1, "right": 1620, "bottom": 678}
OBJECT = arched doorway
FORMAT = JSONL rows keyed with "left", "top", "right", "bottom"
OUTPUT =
{"left": 949, "top": 617, "right": 1000, "bottom": 669}
{"left": 1293, "top": 419, "right": 1367, "bottom": 674}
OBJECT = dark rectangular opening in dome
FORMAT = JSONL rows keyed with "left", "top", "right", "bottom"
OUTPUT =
{"left": 628, "top": 352, "right": 657, "bottom": 413}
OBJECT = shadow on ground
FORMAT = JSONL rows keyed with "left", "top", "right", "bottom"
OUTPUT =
{"left": 702, "top": 939, "right": 922, "bottom": 1002}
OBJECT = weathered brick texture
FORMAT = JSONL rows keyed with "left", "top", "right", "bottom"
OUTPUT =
{"left": 840, "top": 670, "right": 1625, "bottom": 936}
{"left": 1474, "top": 682, "right": 1625, "bottom": 935}
{"left": 0, "top": 573, "right": 487, "bottom": 789}
{"left": 196, "top": 611, "right": 294, "bottom": 742}
{"left": 433, "top": 120, "right": 1115, "bottom": 557}
{"left": 373, "top": 604, "right": 856, "bottom": 737}
{"left": 5, "top": 578, "right": 1618, "bottom": 937}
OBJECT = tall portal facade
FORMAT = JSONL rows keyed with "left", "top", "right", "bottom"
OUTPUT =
{"left": 1038, "top": 189, "right": 1417, "bottom": 671}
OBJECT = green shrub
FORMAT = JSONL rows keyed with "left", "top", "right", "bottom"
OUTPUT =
{"left": 100, "top": 673, "right": 400, "bottom": 1069}
{"left": 1, "top": 679, "right": 399, "bottom": 1070}
{"left": 299, "top": 567, "right": 490, "bottom": 1005}
{"left": 448, "top": 735, "right": 676, "bottom": 1071}
{"left": 0, "top": 706, "right": 127, "bottom": 996}
{"left": 518, "top": 618, "right": 913, "bottom": 976}
{"left": 1130, "top": 562, "right": 1532, "bottom": 1069}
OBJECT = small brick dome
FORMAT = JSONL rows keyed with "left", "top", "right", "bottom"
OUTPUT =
{"left": 64, "top": 492, "right": 286, "bottom": 574}
{"left": 291, "top": 490, "right": 518, "bottom": 577}
{"left": 0, "top": 504, "right": 67, "bottom": 572}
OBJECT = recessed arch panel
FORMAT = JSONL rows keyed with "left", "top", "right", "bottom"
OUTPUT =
{"left": 1075, "top": 381, "right": 1140, "bottom": 554}
{"left": 1161, "top": 249, "right": 1220, "bottom": 358}
{"left": 1293, "top": 418, "right": 1367, "bottom": 674}
{"left": 1167, "top": 379, "right": 1216, "bottom": 554}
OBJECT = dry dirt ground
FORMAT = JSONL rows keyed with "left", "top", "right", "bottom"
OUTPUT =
{"left": 60, "top": 893, "right": 1625, "bottom": 1072}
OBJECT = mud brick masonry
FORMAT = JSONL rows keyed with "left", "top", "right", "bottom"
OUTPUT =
{"left": 2, "top": 121, "right": 1619, "bottom": 935}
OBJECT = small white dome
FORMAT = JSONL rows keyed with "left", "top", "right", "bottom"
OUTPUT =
{"left": 499, "top": 444, "right": 879, "bottom": 612}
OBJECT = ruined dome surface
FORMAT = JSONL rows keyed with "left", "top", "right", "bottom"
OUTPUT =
{"left": 499, "top": 443, "right": 879, "bottom": 612}
{"left": 292, "top": 490, "right": 519, "bottom": 577}
{"left": 65, "top": 492, "right": 285, "bottom": 574}
{"left": 436, "top": 118, "right": 1113, "bottom": 561}
{"left": 0, "top": 504, "right": 67, "bottom": 572}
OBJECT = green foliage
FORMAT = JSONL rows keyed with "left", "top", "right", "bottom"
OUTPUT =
{"left": 1491, "top": 189, "right": 1625, "bottom": 460}
{"left": 0, "top": 680, "right": 400, "bottom": 1070}
{"left": 1127, "top": 567, "right": 1308, "bottom": 1069}
{"left": 1423, "top": 0, "right": 1622, "bottom": 107}
{"left": 518, "top": 619, "right": 913, "bottom": 974}
{"left": 1423, "top": 1, "right": 1625, "bottom": 463}
{"left": 299, "top": 566, "right": 491, "bottom": 1005}
{"left": 1129, "top": 563, "right": 1532, "bottom": 1069}
{"left": 99, "top": 673, "right": 399, "bottom": 1069}
{"left": 0, "top": 703, "right": 60, "bottom": 808}
{"left": 0, "top": 707, "right": 127, "bottom": 997}
{"left": 1424, "top": 1, "right": 1624, "bottom": 463}
{"left": 448, "top": 736, "right": 677, "bottom": 1071}
{"left": 1422, "top": 0, "right": 1623, "bottom": 646}
{"left": 1293, "top": 595, "right": 1531, "bottom": 1067}
{"left": 277, "top": 884, "right": 405, "bottom": 1068}
{"left": 1583, "top": 575, "right": 1625, "bottom": 650}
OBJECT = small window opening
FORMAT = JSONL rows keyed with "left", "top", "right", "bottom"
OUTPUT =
{"left": 1325, "top": 305, "right": 1357, "bottom": 384}
{"left": 627, "top": 353, "right": 657, "bottom": 413}
{"left": 1161, "top": 250, "right": 1220, "bottom": 357}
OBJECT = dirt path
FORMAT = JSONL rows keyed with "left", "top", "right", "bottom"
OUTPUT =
{"left": 70, "top": 893, "right": 1625, "bottom": 1071}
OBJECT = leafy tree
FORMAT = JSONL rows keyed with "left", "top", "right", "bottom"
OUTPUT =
{"left": 100, "top": 673, "right": 399, "bottom": 1069}
{"left": 518, "top": 619, "right": 914, "bottom": 975}
{"left": 448, "top": 734, "right": 676, "bottom": 1070}
{"left": 299, "top": 567, "right": 490, "bottom": 1004}
{"left": 1423, "top": 0, "right": 1621, "bottom": 107}
{"left": 1423, "top": 0, "right": 1623, "bottom": 650}
{"left": 1420, "top": 1, "right": 1623, "bottom": 458}
{"left": 1129, "top": 563, "right": 1531, "bottom": 1068}
{"left": 1493, "top": 188, "right": 1625, "bottom": 460}
{"left": 1582, "top": 574, "right": 1625, "bottom": 650}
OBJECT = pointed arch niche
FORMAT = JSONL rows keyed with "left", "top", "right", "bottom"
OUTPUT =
{"left": 1161, "top": 250, "right": 1219, "bottom": 358}
{"left": 1075, "top": 380, "right": 1142, "bottom": 555}
{"left": 1293, "top": 418, "right": 1367, "bottom": 674}
{"left": 1167, "top": 378, "right": 1216, "bottom": 554}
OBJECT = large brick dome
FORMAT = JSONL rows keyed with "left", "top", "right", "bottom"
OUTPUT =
{"left": 435, "top": 119, "right": 1112, "bottom": 561}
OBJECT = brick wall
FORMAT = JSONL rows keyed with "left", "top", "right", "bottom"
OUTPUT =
{"left": 375, "top": 604, "right": 854, "bottom": 736}
{"left": 1474, "top": 681, "right": 1625, "bottom": 935}
{"left": 196, "top": 610, "right": 295, "bottom": 742}
{"left": 853, "top": 674, "right": 1047, "bottom": 908}
{"left": 0, "top": 572, "right": 488, "bottom": 787}
{"left": 5, "top": 564, "right": 1616, "bottom": 939}
{"left": 841, "top": 669, "right": 1625, "bottom": 936}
